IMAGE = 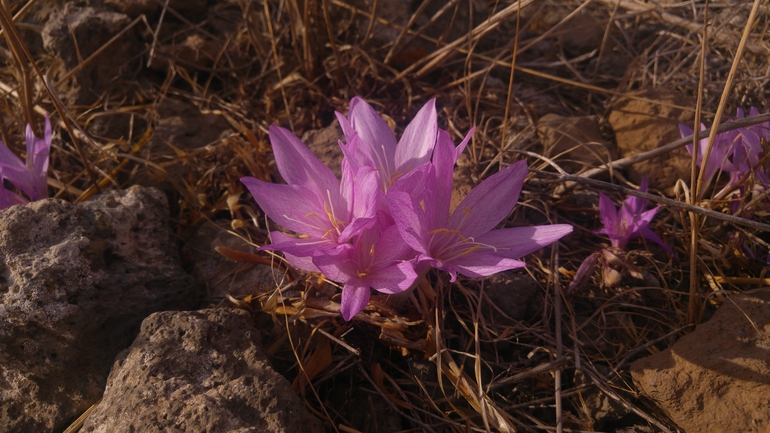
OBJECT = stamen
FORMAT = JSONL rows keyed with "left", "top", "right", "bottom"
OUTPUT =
{"left": 463, "top": 207, "right": 471, "bottom": 217}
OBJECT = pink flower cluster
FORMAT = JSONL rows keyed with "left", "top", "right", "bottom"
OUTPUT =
{"left": 242, "top": 98, "right": 573, "bottom": 320}
{"left": 680, "top": 107, "right": 770, "bottom": 194}
{"left": 0, "top": 116, "right": 52, "bottom": 210}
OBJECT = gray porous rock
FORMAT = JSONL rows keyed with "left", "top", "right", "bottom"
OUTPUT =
{"left": 0, "top": 186, "right": 199, "bottom": 432}
{"left": 81, "top": 309, "right": 325, "bottom": 433}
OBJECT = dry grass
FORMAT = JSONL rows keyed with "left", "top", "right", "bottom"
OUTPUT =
{"left": 2, "top": 0, "right": 769, "bottom": 431}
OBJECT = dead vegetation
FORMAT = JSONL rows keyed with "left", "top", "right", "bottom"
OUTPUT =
{"left": 2, "top": 0, "right": 769, "bottom": 431}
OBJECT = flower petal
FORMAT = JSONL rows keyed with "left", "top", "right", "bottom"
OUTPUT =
{"left": 474, "top": 224, "right": 573, "bottom": 259}
{"left": 598, "top": 192, "right": 618, "bottom": 235}
{"left": 448, "top": 160, "right": 528, "bottom": 238}
{"left": 269, "top": 125, "right": 343, "bottom": 212}
{"left": 366, "top": 261, "right": 418, "bottom": 295}
{"left": 241, "top": 176, "right": 331, "bottom": 238}
{"left": 447, "top": 251, "right": 526, "bottom": 279}
{"left": 395, "top": 99, "right": 437, "bottom": 173}
{"left": 265, "top": 231, "right": 323, "bottom": 272}
{"left": 386, "top": 190, "right": 430, "bottom": 255}
{"left": 347, "top": 97, "right": 397, "bottom": 178}
{"left": 340, "top": 280, "right": 371, "bottom": 321}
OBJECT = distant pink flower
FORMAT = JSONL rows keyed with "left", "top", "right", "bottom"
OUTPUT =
{"left": 596, "top": 176, "right": 672, "bottom": 254}
{"left": 0, "top": 115, "right": 52, "bottom": 208}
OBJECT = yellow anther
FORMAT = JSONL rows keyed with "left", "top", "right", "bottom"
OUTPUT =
{"left": 369, "top": 245, "right": 375, "bottom": 256}
{"left": 427, "top": 228, "right": 467, "bottom": 241}
{"left": 463, "top": 207, "right": 471, "bottom": 217}
{"left": 305, "top": 212, "right": 319, "bottom": 218}
{"left": 297, "top": 234, "right": 311, "bottom": 239}
{"left": 419, "top": 200, "right": 425, "bottom": 211}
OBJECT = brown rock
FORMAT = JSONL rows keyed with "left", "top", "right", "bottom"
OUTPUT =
{"left": 608, "top": 90, "right": 694, "bottom": 194}
{"left": 81, "top": 309, "right": 325, "bottom": 433}
{"left": 185, "top": 220, "right": 284, "bottom": 299}
{"left": 0, "top": 187, "right": 199, "bottom": 432}
{"left": 537, "top": 114, "right": 615, "bottom": 175}
{"left": 631, "top": 289, "right": 770, "bottom": 433}
{"left": 151, "top": 98, "right": 232, "bottom": 152}
{"left": 301, "top": 121, "right": 344, "bottom": 179}
{"left": 483, "top": 272, "right": 540, "bottom": 324}
{"left": 42, "top": 5, "right": 143, "bottom": 104}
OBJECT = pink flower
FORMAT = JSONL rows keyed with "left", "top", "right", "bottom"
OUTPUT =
{"left": 596, "top": 176, "right": 672, "bottom": 254}
{"left": 387, "top": 152, "right": 573, "bottom": 282}
{"left": 0, "top": 116, "right": 52, "bottom": 208}
{"left": 336, "top": 97, "right": 439, "bottom": 191}
{"left": 241, "top": 125, "right": 380, "bottom": 272}
{"left": 312, "top": 217, "right": 418, "bottom": 321}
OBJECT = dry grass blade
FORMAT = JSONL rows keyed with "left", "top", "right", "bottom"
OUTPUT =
{"left": 596, "top": 0, "right": 769, "bottom": 55}
{"left": 394, "top": 0, "right": 535, "bottom": 80}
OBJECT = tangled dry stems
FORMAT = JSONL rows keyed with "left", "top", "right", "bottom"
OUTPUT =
{"left": 1, "top": 0, "right": 768, "bottom": 431}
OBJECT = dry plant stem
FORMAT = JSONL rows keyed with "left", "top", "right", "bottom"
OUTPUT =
{"left": 331, "top": 0, "right": 697, "bottom": 112}
{"left": 518, "top": 0, "right": 595, "bottom": 55}
{"left": 382, "top": 0, "right": 433, "bottom": 64}
{"left": 62, "top": 399, "right": 102, "bottom": 433}
{"left": 714, "top": 276, "right": 770, "bottom": 285}
{"left": 146, "top": 0, "right": 169, "bottom": 68}
{"left": 688, "top": 0, "right": 709, "bottom": 326}
{"left": 551, "top": 245, "right": 563, "bottom": 433}
{"left": 263, "top": 1, "right": 294, "bottom": 132}
{"left": 581, "top": 365, "right": 674, "bottom": 433}
{"left": 596, "top": 0, "right": 769, "bottom": 55}
{"left": 393, "top": 0, "right": 534, "bottom": 80}
{"left": 0, "top": 0, "right": 33, "bottom": 127}
{"left": 500, "top": 3, "right": 521, "bottom": 161}
{"left": 321, "top": 0, "right": 343, "bottom": 83}
{"left": 532, "top": 169, "right": 770, "bottom": 232}
{"left": 696, "top": 0, "right": 763, "bottom": 201}
{"left": 578, "top": 113, "right": 770, "bottom": 179}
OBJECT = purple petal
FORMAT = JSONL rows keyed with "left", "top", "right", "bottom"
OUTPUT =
{"left": 269, "top": 125, "right": 342, "bottom": 207}
{"left": 448, "top": 160, "right": 528, "bottom": 238}
{"left": 386, "top": 190, "right": 430, "bottom": 255}
{"left": 372, "top": 223, "right": 416, "bottom": 263}
{"left": 366, "top": 261, "right": 418, "bottom": 295}
{"left": 566, "top": 251, "right": 600, "bottom": 294}
{"left": 623, "top": 176, "right": 649, "bottom": 215}
{"left": 431, "top": 130, "right": 458, "bottom": 228}
{"left": 266, "top": 231, "right": 323, "bottom": 272}
{"left": 241, "top": 177, "right": 333, "bottom": 238}
{"left": 395, "top": 99, "right": 437, "bottom": 173}
{"left": 639, "top": 226, "right": 673, "bottom": 255}
{"left": 347, "top": 97, "right": 397, "bottom": 180}
{"left": 474, "top": 224, "right": 573, "bottom": 259}
{"left": 598, "top": 192, "right": 619, "bottom": 235}
{"left": 446, "top": 251, "right": 526, "bottom": 279}
{"left": 311, "top": 243, "right": 356, "bottom": 282}
{"left": 340, "top": 281, "right": 371, "bottom": 321}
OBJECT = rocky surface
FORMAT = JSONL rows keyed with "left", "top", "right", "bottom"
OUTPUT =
{"left": 631, "top": 289, "right": 770, "bottom": 433}
{"left": 537, "top": 114, "right": 615, "bottom": 175}
{"left": 42, "top": 4, "right": 143, "bottom": 104}
{"left": 185, "top": 220, "right": 284, "bottom": 299}
{"left": 81, "top": 308, "right": 325, "bottom": 433}
{"left": 0, "top": 187, "right": 199, "bottom": 432}
{"left": 608, "top": 90, "right": 694, "bottom": 194}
